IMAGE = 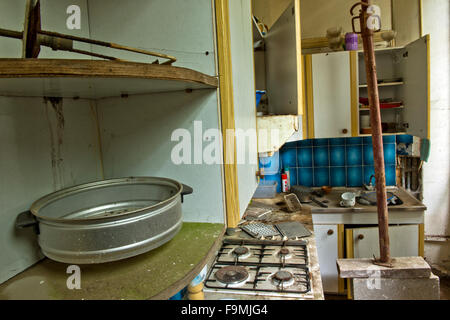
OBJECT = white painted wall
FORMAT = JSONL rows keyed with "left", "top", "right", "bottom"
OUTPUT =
{"left": 422, "top": 0, "right": 450, "bottom": 270}
{"left": 228, "top": 0, "right": 259, "bottom": 216}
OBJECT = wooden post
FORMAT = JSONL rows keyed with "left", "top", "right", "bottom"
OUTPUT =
{"left": 352, "top": 0, "right": 391, "bottom": 264}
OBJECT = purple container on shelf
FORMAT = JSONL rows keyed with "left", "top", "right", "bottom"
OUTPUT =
{"left": 345, "top": 32, "right": 358, "bottom": 51}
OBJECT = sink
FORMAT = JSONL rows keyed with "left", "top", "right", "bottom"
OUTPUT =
{"left": 357, "top": 191, "right": 404, "bottom": 206}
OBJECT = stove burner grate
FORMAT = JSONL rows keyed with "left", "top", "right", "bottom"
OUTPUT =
{"left": 205, "top": 239, "right": 311, "bottom": 295}
{"left": 215, "top": 266, "right": 249, "bottom": 285}
{"left": 233, "top": 246, "right": 250, "bottom": 257}
{"left": 272, "top": 270, "right": 295, "bottom": 287}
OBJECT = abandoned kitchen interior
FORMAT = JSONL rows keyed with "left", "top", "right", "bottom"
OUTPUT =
{"left": 0, "top": 0, "right": 448, "bottom": 301}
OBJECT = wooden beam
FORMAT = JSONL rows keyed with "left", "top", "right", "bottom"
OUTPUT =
{"left": 215, "top": 0, "right": 240, "bottom": 228}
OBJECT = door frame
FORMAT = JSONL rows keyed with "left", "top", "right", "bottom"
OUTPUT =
{"left": 215, "top": 0, "right": 240, "bottom": 227}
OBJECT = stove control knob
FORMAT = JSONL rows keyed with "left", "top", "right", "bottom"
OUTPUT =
{"left": 327, "top": 229, "right": 334, "bottom": 236}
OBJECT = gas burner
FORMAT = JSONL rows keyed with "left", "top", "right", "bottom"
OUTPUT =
{"left": 277, "top": 248, "right": 293, "bottom": 259}
{"left": 271, "top": 270, "right": 295, "bottom": 288}
{"left": 215, "top": 266, "right": 249, "bottom": 286}
{"left": 232, "top": 246, "right": 251, "bottom": 259}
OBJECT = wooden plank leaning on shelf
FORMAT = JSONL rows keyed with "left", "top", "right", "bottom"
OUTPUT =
{"left": 215, "top": 0, "right": 241, "bottom": 228}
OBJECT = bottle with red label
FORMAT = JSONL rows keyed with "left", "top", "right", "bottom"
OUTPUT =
{"left": 281, "top": 173, "right": 289, "bottom": 193}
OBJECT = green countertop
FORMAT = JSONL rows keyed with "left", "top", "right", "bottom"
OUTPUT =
{"left": 0, "top": 222, "right": 225, "bottom": 300}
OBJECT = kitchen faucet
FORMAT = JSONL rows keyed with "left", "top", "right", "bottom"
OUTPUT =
{"left": 364, "top": 175, "right": 376, "bottom": 191}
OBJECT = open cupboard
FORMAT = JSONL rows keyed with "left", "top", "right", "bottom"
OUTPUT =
{"left": 0, "top": 0, "right": 261, "bottom": 286}
{"left": 253, "top": 0, "right": 304, "bottom": 154}
{"left": 303, "top": 35, "right": 430, "bottom": 140}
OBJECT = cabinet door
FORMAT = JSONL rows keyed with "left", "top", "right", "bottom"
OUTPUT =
{"left": 401, "top": 35, "right": 430, "bottom": 139}
{"left": 311, "top": 52, "right": 352, "bottom": 139}
{"left": 347, "top": 225, "right": 420, "bottom": 259}
{"left": 265, "top": 1, "right": 303, "bottom": 116}
{"left": 314, "top": 225, "right": 342, "bottom": 293}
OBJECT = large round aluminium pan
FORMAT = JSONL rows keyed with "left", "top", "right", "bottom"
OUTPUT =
{"left": 16, "top": 177, "right": 193, "bottom": 264}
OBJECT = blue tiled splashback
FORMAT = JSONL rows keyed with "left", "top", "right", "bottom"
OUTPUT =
{"left": 280, "top": 136, "right": 402, "bottom": 188}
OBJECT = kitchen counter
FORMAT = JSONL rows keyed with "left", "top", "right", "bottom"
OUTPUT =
{"left": 204, "top": 195, "right": 324, "bottom": 300}
{"left": 301, "top": 187, "right": 426, "bottom": 214}
{"left": 0, "top": 222, "right": 225, "bottom": 300}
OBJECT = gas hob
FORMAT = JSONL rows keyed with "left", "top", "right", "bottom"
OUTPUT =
{"left": 204, "top": 238, "right": 314, "bottom": 299}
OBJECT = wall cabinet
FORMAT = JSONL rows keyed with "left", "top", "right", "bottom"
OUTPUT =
{"left": 253, "top": 1, "right": 304, "bottom": 153}
{"left": 310, "top": 51, "right": 352, "bottom": 139}
{"left": 357, "top": 36, "right": 430, "bottom": 139}
{"left": 304, "top": 35, "right": 430, "bottom": 140}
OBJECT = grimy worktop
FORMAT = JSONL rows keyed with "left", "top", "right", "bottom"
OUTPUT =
{"left": 0, "top": 223, "right": 224, "bottom": 300}
{"left": 301, "top": 187, "right": 426, "bottom": 214}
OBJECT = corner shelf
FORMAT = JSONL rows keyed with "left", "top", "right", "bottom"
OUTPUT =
{"left": 359, "top": 81, "right": 404, "bottom": 88}
{"left": 0, "top": 59, "right": 218, "bottom": 99}
{"left": 359, "top": 105, "right": 404, "bottom": 111}
{"left": 358, "top": 132, "right": 406, "bottom": 137}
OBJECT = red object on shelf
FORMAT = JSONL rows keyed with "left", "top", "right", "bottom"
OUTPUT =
{"left": 359, "top": 97, "right": 402, "bottom": 109}
{"left": 380, "top": 102, "right": 402, "bottom": 109}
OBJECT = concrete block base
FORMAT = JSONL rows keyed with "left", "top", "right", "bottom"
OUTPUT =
{"left": 352, "top": 273, "right": 440, "bottom": 300}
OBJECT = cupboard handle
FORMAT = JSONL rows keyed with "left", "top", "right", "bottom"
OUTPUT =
{"left": 327, "top": 229, "right": 334, "bottom": 236}
{"left": 342, "top": 129, "right": 349, "bottom": 134}
{"left": 357, "top": 234, "right": 365, "bottom": 240}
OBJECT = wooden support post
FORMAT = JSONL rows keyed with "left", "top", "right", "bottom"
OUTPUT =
{"left": 351, "top": 0, "right": 391, "bottom": 264}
